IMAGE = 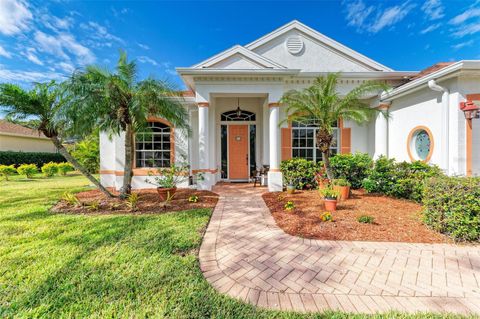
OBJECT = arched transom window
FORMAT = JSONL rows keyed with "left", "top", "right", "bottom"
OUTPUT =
{"left": 221, "top": 110, "right": 256, "bottom": 121}
{"left": 135, "top": 121, "right": 172, "bottom": 168}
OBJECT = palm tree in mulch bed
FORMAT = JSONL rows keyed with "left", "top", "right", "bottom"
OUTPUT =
{"left": 280, "top": 73, "right": 389, "bottom": 180}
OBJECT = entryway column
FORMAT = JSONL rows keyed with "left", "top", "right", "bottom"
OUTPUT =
{"left": 197, "top": 102, "right": 213, "bottom": 190}
{"left": 268, "top": 102, "right": 283, "bottom": 191}
{"left": 374, "top": 103, "right": 389, "bottom": 159}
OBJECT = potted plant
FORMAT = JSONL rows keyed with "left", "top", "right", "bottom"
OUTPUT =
{"left": 285, "top": 175, "right": 296, "bottom": 194}
{"left": 146, "top": 162, "right": 189, "bottom": 202}
{"left": 332, "top": 178, "right": 351, "bottom": 201}
{"left": 315, "top": 167, "right": 329, "bottom": 190}
{"left": 319, "top": 186, "right": 340, "bottom": 212}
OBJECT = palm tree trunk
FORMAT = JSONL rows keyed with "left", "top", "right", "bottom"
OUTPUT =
{"left": 120, "top": 124, "right": 134, "bottom": 199}
{"left": 50, "top": 135, "right": 114, "bottom": 198}
{"left": 316, "top": 128, "right": 334, "bottom": 180}
{"left": 322, "top": 151, "right": 334, "bottom": 180}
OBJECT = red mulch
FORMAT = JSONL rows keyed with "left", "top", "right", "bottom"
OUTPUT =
{"left": 52, "top": 188, "right": 218, "bottom": 215}
{"left": 262, "top": 189, "right": 452, "bottom": 243}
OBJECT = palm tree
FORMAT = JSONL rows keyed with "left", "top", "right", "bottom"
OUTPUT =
{"left": 0, "top": 81, "right": 114, "bottom": 197}
{"left": 63, "top": 51, "right": 189, "bottom": 198}
{"left": 281, "top": 73, "right": 389, "bottom": 180}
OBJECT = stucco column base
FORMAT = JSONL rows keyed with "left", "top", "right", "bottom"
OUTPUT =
{"left": 268, "top": 171, "right": 283, "bottom": 192}
{"left": 197, "top": 172, "right": 215, "bottom": 191}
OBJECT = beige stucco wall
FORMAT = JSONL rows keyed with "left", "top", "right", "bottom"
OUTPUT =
{"left": 0, "top": 134, "right": 57, "bottom": 153}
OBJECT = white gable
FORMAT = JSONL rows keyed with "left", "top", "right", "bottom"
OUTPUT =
{"left": 209, "top": 53, "right": 268, "bottom": 69}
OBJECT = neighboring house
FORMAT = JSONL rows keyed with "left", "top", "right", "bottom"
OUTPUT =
{"left": 0, "top": 120, "right": 57, "bottom": 153}
{"left": 99, "top": 20, "right": 480, "bottom": 191}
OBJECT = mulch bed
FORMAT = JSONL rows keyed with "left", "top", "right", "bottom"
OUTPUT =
{"left": 262, "top": 189, "right": 452, "bottom": 243}
{"left": 52, "top": 188, "right": 219, "bottom": 215}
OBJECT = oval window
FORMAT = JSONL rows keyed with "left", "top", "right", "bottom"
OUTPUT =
{"left": 408, "top": 127, "right": 433, "bottom": 162}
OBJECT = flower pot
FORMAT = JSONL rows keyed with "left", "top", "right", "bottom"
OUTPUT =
{"left": 334, "top": 185, "right": 350, "bottom": 201}
{"left": 286, "top": 185, "right": 295, "bottom": 194}
{"left": 324, "top": 198, "right": 338, "bottom": 211}
{"left": 316, "top": 178, "right": 330, "bottom": 190}
{"left": 156, "top": 187, "right": 177, "bottom": 201}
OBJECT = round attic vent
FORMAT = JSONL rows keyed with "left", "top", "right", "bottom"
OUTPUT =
{"left": 285, "top": 36, "right": 304, "bottom": 55}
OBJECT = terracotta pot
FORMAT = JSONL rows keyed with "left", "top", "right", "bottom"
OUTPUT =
{"left": 316, "top": 178, "right": 330, "bottom": 190}
{"left": 286, "top": 185, "right": 295, "bottom": 194}
{"left": 324, "top": 198, "right": 338, "bottom": 211}
{"left": 156, "top": 187, "right": 177, "bottom": 201}
{"left": 334, "top": 185, "right": 350, "bottom": 201}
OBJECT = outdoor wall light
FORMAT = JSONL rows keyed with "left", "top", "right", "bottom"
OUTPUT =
{"left": 460, "top": 100, "right": 480, "bottom": 120}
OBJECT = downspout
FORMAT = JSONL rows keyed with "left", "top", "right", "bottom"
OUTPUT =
{"left": 428, "top": 80, "right": 449, "bottom": 174}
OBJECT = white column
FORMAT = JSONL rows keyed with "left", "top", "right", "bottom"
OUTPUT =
{"left": 374, "top": 104, "right": 389, "bottom": 159}
{"left": 267, "top": 103, "right": 283, "bottom": 191}
{"left": 197, "top": 102, "right": 213, "bottom": 190}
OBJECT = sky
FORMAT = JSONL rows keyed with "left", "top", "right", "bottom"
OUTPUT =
{"left": 0, "top": 0, "right": 479, "bottom": 89}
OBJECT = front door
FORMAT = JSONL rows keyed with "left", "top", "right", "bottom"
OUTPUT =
{"left": 228, "top": 125, "right": 249, "bottom": 180}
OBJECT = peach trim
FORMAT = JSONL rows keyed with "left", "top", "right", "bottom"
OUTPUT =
{"left": 192, "top": 169, "right": 218, "bottom": 174}
{"left": 268, "top": 102, "right": 280, "bottom": 108}
{"left": 281, "top": 127, "right": 292, "bottom": 161}
{"left": 465, "top": 94, "right": 480, "bottom": 176}
{"left": 407, "top": 126, "right": 434, "bottom": 163}
{"left": 339, "top": 119, "right": 351, "bottom": 154}
{"left": 198, "top": 102, "right": 209, "bottom": 107}
{"left": 377, "top": 103, "right": 390, "bottom": 110}
{"left": 134, "top": 117, "right": 175, "bottom": 169}
{"left": 100, "top": 169, "right": 189, "bottom": 176}
{"left": 270, "top": 168, "right": 281, "bottom": 172}
{"left": 99, "top": 170, "right": 116, "bottom": 175}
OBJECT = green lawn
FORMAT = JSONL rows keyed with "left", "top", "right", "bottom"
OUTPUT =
{"left": 0, "top": 175, "right": 470, "bottom": 318}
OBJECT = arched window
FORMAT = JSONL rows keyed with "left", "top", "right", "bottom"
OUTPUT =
{"left": 135, "top": 121, "right": 172, "bottom": 168}
{"left": 221, "top": 110, "right": 256, "bottom": 121}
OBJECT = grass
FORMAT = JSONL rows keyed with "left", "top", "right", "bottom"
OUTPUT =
{"left": 0, "top": 174, "right": 472, "bottom": 318}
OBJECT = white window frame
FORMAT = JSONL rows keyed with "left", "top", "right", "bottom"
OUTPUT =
{"left": 291, "top": 121, "right": 339, "bottom": 162}
{"left": 135, "top": 122, "right": 172, "bottom": 168}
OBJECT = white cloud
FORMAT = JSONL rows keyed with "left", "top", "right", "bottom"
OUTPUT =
{"left": 421, "top": 0, "right": 444, "bottom": 20}
{"left": 138, "top": 56, "right": 158, "bottom": 66}
{"left": 420, "top": 23, "right": 441, "bottom": 34}
{"left": 0, "top": 65, "right": 65, "bottom": 83}
{"left": 80, "top": 21, "right": 124, "bottom": 47}
{"left": 0, "top": 45, "right": 11, "bottom": 58}
{"left": 343, "top": 0, "right": 415, "bottom": 33}
{"left": 23, "top": 47, "right": 43, "bottom": 65}
{"left": 138, "top": 43, "right": 150, "bottom": 50}
{"left": 449, "top": 8, "right": 480, "bottom": 25}
{"left": 40, "top": 13, "right": 74, "bottom": 32}
{"left": 58, "top": 61, "right": 75, "bottom": 73}
{"left": 452, "top": 40, "right": 474, "bottom": 50}
{"left": 452, "top": 23, "right": 480, "bottom": 37}
{"left": 34, "top": 31, "right": 95, "bottom": 64}
{"left": 0, "top": 0, "right": 32, "bottom": 35}
{"left": 369, "top": 2, "right": 416, "bottom": 33}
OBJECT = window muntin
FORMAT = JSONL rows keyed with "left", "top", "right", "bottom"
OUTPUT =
{"left": 221, "top": 110, "right": 256, "bottom": 121}
{"left": 135, "top": 121, "right": 171, "bottom": 168}
{"left": 291, "top": 121, "right": 339, "bottom": 162}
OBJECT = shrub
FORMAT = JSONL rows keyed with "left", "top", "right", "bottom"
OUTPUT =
{"left": 320, "top": 212, "right": 333, "bottom": 222}
{"left": 57, "top": 162, "right": 74, "bottom": 176}
{"left": 0, "top": 164, "right": 17, "bottom": 180}
{"left": 126, "top": 193, "right": 139, "bottom": 212}
{"left": 423, "top": 177, "right": 480, "bottom": 241}
{"left": 362, "top": 156, "right": 443, "bottom": 202}
{"left": 62, "top": 192, "right": 80, "bottom": 206}
{"left": 330, "top": 153, "right": 373, "bottom": 189}
{"left": 332, "top": 178, "right": 350, "bottom": 187}
{"left": 280, "top": 158, "right": 322, "bottom": 189}
{"left": 284, "top": 201, "right": 295, "bottom": 211}
{"left": 358, "top": 215, "right": 375, "bottom": 224}
{"left": 70, "top": 136, "right": 99, "bottom": 174}
{"left": 16, "top": 164, "right": 38, "bottom": 178}
{"left": 41, "top": 162, "right": 58, "bottom": 177}
{"left": 0, "top": 151, "right": 65, "bottom": 167}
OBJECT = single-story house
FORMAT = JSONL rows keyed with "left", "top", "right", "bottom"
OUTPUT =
{"left": 0, "top": 120, "right": 57, "bottom": 153}
{"left": 99, "top": 20, "right": 480, "bottom": 191}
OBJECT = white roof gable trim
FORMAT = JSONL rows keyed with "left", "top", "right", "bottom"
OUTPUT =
{"left": 192, "top": 45, "right": 286, "bottom": 69}
{"left": 245, "top": 20, "right": 393, "bottom": 72}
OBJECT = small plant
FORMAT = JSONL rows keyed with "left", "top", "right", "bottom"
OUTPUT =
{"left": 320, "top": 212, "right": 333, "bottom": 222}
{"left": 332, "top": 178, "right": 351, "bottom": 187}
{"left": 188, "top": 195, "right": 199, "bottom": 203}
{"left": 126, "top": 193, "right": 139, "bottom": 212}
{"left": 319, "top": 186, "right": 340, "bottom": 200}
{"left": 86, "top": 200, "right": 100, "bottom": 211}
{"left": 62, "top": 192, "right": 80, "bottom": 206}
{"left": 0, "top": 164, "right": 17, "bottom": 181}
{"left": 358, "top": 215, "right": 375, "bottom": 224}
{"left": 16, "top": 164, "right": 38, "bottom": 178}
{"left": 57, "top": 162, "right": 74, "bottom": 176}
{"left": 284, "top": 201, "right": 295, "bottom": 211}
{"left": 41, "top": 162, "right": 58, "bottom": 177}
{"left": 146, "top": 162, "right": 189, "bottom": 189}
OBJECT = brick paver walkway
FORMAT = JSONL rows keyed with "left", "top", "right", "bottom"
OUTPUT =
{"left": 199, "top": 183, "right": 480, "bottom": 315}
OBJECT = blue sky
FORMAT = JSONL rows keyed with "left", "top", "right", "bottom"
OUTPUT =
{"left": 0, "top": 0, "right": 479, "bottom": 89}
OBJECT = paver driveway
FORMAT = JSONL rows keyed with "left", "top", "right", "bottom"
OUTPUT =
{"left": 199, "top": 183, "right": 480, "bottom": 315}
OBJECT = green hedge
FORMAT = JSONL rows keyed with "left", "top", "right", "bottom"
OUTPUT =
{"left": 280, "top": 158, "right": 322, "bottom": 189}
{"left": 423, "top": 177, "right": 480, "bottom": 241}
{"left": 330, "top": 153, "right": 373, "bottom": 189}
{"left": 0, "top": 151, "right": 65, "bottom": 168}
